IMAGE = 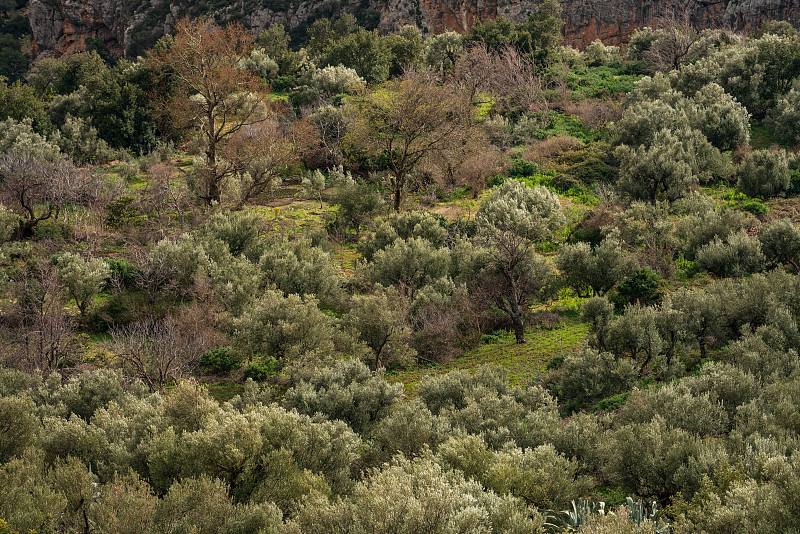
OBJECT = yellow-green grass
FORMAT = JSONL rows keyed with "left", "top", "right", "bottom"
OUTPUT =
{"left": 248, "top": 200, "right": 335, "bottom": 238}
{"left": 387, "top": 316, "right": 589, "bottom": 396}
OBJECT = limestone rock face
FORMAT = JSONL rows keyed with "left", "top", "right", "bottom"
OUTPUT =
{"left": 27, "top": 0, "right": 800, "bottom": 58}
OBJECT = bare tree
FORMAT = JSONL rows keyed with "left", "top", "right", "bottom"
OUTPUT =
{"left": 147, "top": 17, "right": 268, "bottom": 205}
{"left": 453, "top": 43, "right": 550, "bottom": 116}
{"left": 220, "top": 118, "right": 315, "bottom": 207}
{"left": 644, "top": 12, "right": 702, "bottom": 72}
{"left": 110, "top": 316, "right": 206, "bottom": 392}
{"left": 343, "top": 71, "right": 483, "bottom": 211}
{"left": 0, "top": 150, "right": 82, "bottom": 240}
{"left": 2, "top": 265, "right": 80, "bottom": 373}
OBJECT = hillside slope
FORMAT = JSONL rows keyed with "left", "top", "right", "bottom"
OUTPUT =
{"left": 29, "top": 0, "right": 800, "bottom": 57}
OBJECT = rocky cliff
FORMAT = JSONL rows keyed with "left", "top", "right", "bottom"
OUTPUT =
{"left": 28, "top": 0, "right": 800, "bottom": 58}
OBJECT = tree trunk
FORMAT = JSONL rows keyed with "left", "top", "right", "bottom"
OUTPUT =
{"left": 393, "top": 188, "right": 402, "bottom": 212}
{"left": 204, "top": 111, "right": 221, "bottom": 205}
{"left": 512, "top": 314, "right": 526, "bottom": 344}
{"left": 12, "top": 219, "right": 37, "bottom": 240}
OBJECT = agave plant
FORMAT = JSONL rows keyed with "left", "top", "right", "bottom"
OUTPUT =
{"left": 544, "top": 498, "right": 606, "bottom": 532}
{"left": 626, "top": 497, "right": 670, "bottom": 533}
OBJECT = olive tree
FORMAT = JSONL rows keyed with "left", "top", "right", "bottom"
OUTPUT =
{"left": 696, "top": 229, "right": 766, "bottom": 278}
{"left": 342, "top": 286, "right": 416, "bottom": 370}
{"left": 768, "top": 81, "right": 800, "bottom": 143}
{"left": 473, "top": 180, "right": 565, "bottom": 343}
{"left": 361, "top": 237, "right": 451, "bottom": 298}
{"left": 736, "top": 149, "right": 790, "bottom": 199}
{"left": 689, "top": 82, "right": 750, "bottom": 151}
{"left": 615, "top": 127, "right": 723, "bottom": 203}
{"left": 230, "top": 289, "right": 366, "bottom": 368}
{"left": 556, "top": 233, "right": 638, "bottom": 297}
{"left": 759, "top": 218, "right": 800, "bottom": 272}
{"left": 283, "top": 358, "right": 403, "bottom": 434}
{"left": 55, "top": 252, "right": 111, "bottom": 316}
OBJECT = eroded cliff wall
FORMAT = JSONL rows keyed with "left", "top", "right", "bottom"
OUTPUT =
{"left": 28, "top": 0, "right": 800, "bottom": 58}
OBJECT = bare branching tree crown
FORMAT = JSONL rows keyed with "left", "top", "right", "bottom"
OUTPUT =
{"left": 147, "top": 18, "right": 269, "bottom": 205}
{"left": 343, "top": 72, "right": 483, "bottom": 211}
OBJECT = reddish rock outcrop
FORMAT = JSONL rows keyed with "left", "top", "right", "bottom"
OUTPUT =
{"left": 27, "top": 0, "right": 800, "bottom": 59}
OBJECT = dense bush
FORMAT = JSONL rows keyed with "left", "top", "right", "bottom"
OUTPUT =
{"left": 736, "top": 149, "right": 790, "bottom": 199}
{"left": 547, "top": 348, "right": 638, "bottom": 412}
{"left": 695, "top": 230, "right": 765, "bottom": 277}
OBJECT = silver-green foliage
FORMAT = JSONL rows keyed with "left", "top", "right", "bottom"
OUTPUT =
{"left": 615, "top": 127, "right": 723, "bottom": 203}
{"left": 361, "top": 237, "right": 451, "bottom": 295}
{"left": 230, "top": 289, "right": 365, "bottom": 368}
{"left": 476, "top": 179, "right": 565, "bottom": 243}
{"left": 736, "top": 149, "right": 790, "bottom": 199}
{"left": 359, "top": 210, "right": 448, "bottom": 262}
{"left": 56, "top": 252, "right": 111, "bottom": 316}
{"left": 283, "top": 359, "right": 403, "bottom": 435}
{"left": 290, "top": 453, "right": 546, "bottom": 534}
{"left": 258, "top": 238, "right": 341, "bottom": 303}
{"left": 548, "top": 348, "right": 638, "bottom": 412}
{"left": 556, "top": 233, "right": 638, "bottom": 297}
{"left": 239, "top": 47, "right": 279, "bottom": 79}
{"left": 342, "top": 286, "right": 416, "bottom": 370}
{"left": 695, "top": 229, "right": 765, "bottom": 277}
{"left": 759, "top": 218, "right": 800, "bottom": 271}
{"left": 438, "top": 434, "right": 593, "bottom": 510}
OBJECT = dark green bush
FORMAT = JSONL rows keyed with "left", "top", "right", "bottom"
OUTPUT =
{"left": 33, "top": 219, "right": 73, "bottom": 240}
{"left": 104, "top": 258, "right": 136, "bottom": 288}
{"left": 612, "top": 267, "right": 664, "bottom": 308}
{"left": 242, "top": 356, "right": 281, "bottom": 382}
{"left": 105, "top": 196, "right": 140, "bottom": 228}
{"left": 509, "top": 159, "right": 539, "bottom": 177}
{"left": 199, "top": 348, "right": 243, "bottom": 376}
{"left": 734, "top": 198, "right": 769, "bottom": 216}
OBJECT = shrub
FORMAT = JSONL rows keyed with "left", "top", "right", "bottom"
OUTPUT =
{"left": 56, "top": 252, "right": 111, "bottom": 316}
{"left": 258, "top": 238, "right": 341, "bottom": 303}
{"left": 239, "top": 47, "right": 279, "bottom": 79}
{"left": 737, "top": 149, "right": 790, "bottom": 199}
{"left": 759, "top": 218, "right": 800, "bottom": 271}
{"left": 100, "top": 258, "right": 133, "bottom": 289}
{"left": 242, "top": 356, "right": 281, "bottom": 381}
{"left": 358, "top": 210, "right": 448, "bottom": 262}
{"left": 330, "top": 177, "right": 384, "bottom": 237}
{"left": 585, "top": 39, "right": 622, "bottom": 66}
{"left": 615, "top": 383, "right": 729, "bottom": 436}
{"left": 608, "top": 417, "right": 728, "bottom": 500}
{"left": 509, "top": 158, "right": 539, "bottom": 177}
{"left": 767, "top": 82, "right": 800, "bottom": 143}
{"left": 361, "top": 237, "right": 451, "bottom": 295}
{"left": 556, "top": 234, "right": 638, "bottom": 297}
{"left": 689, "top": 83, "right": 750, "bottom": 151}
{"left": 612, "top": 267, "right": 664, "bottom": 307}
{"left": 199, "top": 348, "right": 242, "bottom": 376}
{"left": 695, "top": 230, "right": 765, "bottom": 277}
{"left": 547, "top": 348, "right": 638, "bottom": 413}
{"left": 283, "top": 359, "right": 403, "bottom": 434}
{"left": 198, "top": 210, "right": 263, "bottom": 261}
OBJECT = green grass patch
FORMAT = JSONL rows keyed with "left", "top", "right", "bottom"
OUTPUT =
{"left": 564, "top": 65, "right": 642, "bottom": 99}
{"left": 750, "top": 119, "right": 787, "bottom": 150}
{"left": 206, "top": 381, "right": 245, "bottom": 403}
{"left": 248, "top": 200, "right": 335, "bottom": 238}
{"left": 701, "top": 183, "right": 770, "bottom": 215}
{"left": 388, "top": 316, "right": 589, "bottom": 395}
